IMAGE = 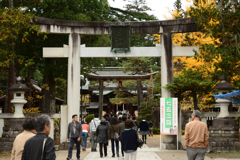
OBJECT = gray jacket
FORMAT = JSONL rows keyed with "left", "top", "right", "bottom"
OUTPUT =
{"left": 96, "top": 124, "right": 108, "bottom": 144}
{"left": 67, "top": 121, "right": 82, "bottom": 139}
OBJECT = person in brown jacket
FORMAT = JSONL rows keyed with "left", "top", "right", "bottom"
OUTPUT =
{"left": 108, "top": 117, "right": 120, "bottom": 157}
{"left": 11, "top": 118, "right": 36, "bottom": 160}
{"left": 185, "top": 110, "right": 209, "bottom": 160}
{"left": 119, "top": 115, "right": 127, "bottom": 157}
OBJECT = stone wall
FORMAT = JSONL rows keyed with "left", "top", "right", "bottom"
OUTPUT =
{"left": 0, "top": 118, "right": 25, "bottom": 153}
{"left": 209, "top": 118, "right": 239, "bottom": 152}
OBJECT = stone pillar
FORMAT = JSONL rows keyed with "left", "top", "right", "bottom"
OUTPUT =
{"left": 67, "top": 33, "right": 80, "bottom": 123}
{"left": 61, "top": 105, "right": 68, "bottom": 143}
{"left": 0, "top": 119, "right": 4, "bottom": 137}
{"left": 99, "top": 80, "right": 104, "bottom": 119}
{"left": 50, "top": 118, "right": 54, "bottom": 139}
{"left": 161, "top": 30, "right": 176, "bottom": 149}
{"left": 201, "top": 117, "right": 207, "bottom": 124}
{"left": 161, "top": 31, "right": 173, "bottom": 98}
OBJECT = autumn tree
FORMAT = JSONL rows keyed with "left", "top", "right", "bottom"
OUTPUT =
{"left": 189, "top": 0, "right": 240, "bottom": 85}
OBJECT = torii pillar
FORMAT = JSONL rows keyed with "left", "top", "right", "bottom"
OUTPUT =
{"left": 67, "top": 33, "right": 81, "bottom": 124}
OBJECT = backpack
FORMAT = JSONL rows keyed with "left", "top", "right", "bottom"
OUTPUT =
{"left": 149, "top": 121, "right": 153, "bottom": 127}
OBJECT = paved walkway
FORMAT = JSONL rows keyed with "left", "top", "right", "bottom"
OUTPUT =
{"left": 1, "top": 146, "right": 240, "bottom": 160}
{"left": 84, "top": 144, "right": 161, "bottom": 160}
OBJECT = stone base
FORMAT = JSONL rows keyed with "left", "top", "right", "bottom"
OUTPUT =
{"left": 209, "top": 117, "right": 239, "bottom": 153}
{"left": 161, "top": 142, "right": 183, "bottom": 150}
{"left": 160, "top": 135, "right": 183, "bottom": 150}
{"left": 0, "top": 118, "right": 25, "bottom": 153}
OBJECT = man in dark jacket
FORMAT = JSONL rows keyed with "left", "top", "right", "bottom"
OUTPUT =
{"left": 67, "top": 114, "right": 82, "bottom": 160}
{"left": 22, "top": 114, "right": 56, "bottom": 160}
{"left": 96, "top": 119, "right": 108, "bottom": 158}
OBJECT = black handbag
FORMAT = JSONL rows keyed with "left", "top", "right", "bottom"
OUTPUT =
{"left": 136, "top": 134, "right": 144, "bottom": 148}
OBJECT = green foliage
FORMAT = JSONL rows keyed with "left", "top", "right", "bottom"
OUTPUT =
{"left": 55, "top": 78, "right": 67, "bottom": 101}
{"left": 138, "top": 94, "right": 158, "bottom": 122}
{"left": 153, "top": 126, "right": 160, "bottom": 134}
{"left": 153, "top": 72, "right": 161, "bottom": 94}
{"left": 0, "top": 8, "right": 44, "bottom": 76}
{"left": 165, "top": 68, "right": 216, "bottom": 109}
{"left": 121, "top": 58, "right": 160, "bottom": 75}
{"left": 0, "top": 0, "right": 112, "bottom": 112}
{"left": 85, "top": 114, "right": 94, "bottom": 124}
{"left": 110, "top": 91, "right": 137, "bottom": 105}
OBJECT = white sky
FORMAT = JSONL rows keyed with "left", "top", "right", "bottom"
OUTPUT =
{"left": 108, "top": 0, "right": 192, "bottom": 20}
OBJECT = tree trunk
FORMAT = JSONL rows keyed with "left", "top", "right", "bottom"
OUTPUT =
{"left": 192, "top": 90, "right": 198, "bottom": 110}
{"left": 27, "top": 68, "right": 32, "bottom": 108}
{"left": 6, "top": 0, "right": 14, "bottom": 113}
{"left": 6, "top": 56, "right": 15, "bottom": 113}
{"left": 41, "top": 75, "right": 56, "bottom": 113}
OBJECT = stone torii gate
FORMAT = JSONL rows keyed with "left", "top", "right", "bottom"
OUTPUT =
{"left": 34, "top": 17, "right": 200, "bottom": 145}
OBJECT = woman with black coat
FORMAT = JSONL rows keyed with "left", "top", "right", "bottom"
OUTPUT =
{"left": 96, "top": 119, "right": 108, "bottom": 158}
{"left": 139, "top": 117, "right": 149, "bottom": 144}
{"left": 121, "top": 119, "right": 138, "bottom": 160}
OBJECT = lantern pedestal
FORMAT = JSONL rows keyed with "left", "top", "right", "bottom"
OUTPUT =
{"left": 216, "top": 98, "right": 230, "bottom": 118}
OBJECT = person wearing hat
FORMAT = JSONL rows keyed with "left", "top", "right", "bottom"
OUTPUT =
{"left": 139, "top": 117, "right": 149, "bottom": 144}
{"left": 185, "top": 110, "right": 209, "bottom": 160}
{"left": 96, "top": 119, "right": 109, "bottom": 158}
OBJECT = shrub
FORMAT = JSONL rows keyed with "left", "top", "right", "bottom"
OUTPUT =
{"left": 153, "top": 126, "right": 160, "bottom": 134}
{"left": 23, "top": 107, "right": 41, "bottom": 113}
{"left": 85, "top": 114, "right": 94, "bottom": 123}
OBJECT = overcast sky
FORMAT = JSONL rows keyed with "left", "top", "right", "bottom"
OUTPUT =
{"left": 108, "top": 0, "right": 192, "bottom": 20}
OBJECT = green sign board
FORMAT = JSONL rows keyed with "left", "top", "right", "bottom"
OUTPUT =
{"left": 111, "top": 25, "right": 130, "bottom": 53}
{"left": 160, "top": 98, "right": 178, "bottom": 135}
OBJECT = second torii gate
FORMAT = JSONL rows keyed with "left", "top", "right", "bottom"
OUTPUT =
{"left": 34, "top": 17, "right": 201, "bottom": 145}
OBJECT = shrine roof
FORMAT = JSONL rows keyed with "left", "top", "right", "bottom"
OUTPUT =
{"left": 84, "top": 67, "right": 156, "bottom": 81}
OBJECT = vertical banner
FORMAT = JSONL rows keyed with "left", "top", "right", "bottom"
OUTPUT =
{"left": 160, "top": 98, "right": 178, "bottom": 135}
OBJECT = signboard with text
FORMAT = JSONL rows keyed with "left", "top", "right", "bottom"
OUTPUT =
{"left": 160, "top": 98, "right": 178, "bottom": 135}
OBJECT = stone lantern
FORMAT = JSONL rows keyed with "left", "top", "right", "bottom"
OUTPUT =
{"left": 8, "top": 76, "right": 29, "bottom": 118}
{"left": 213, "top": 76, "right": 235, "bottom": 118}
{"left": 209, "top": 76, "right": 239, "bottom": 153}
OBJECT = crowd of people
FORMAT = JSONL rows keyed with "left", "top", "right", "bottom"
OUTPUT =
{"left": 72, "top": 113, "right": 152, "bottom": 160}
{"left": 9, "top": 110, "right": 209, "bottom": 160}
{"left": 10, "top": 112, "right": 152, "bottom": 160}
